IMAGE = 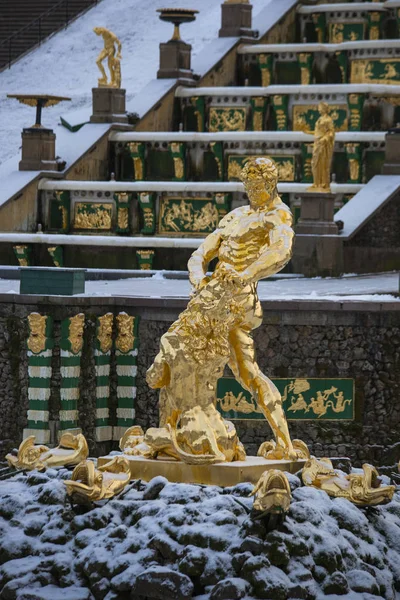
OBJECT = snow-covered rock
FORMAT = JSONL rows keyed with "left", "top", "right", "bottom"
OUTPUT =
{"left": 0, "top": 468, "right": 399, "bottom": 599}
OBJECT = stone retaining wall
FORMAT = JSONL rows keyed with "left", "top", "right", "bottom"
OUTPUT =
{"left": 0, "top": 294, "right": 399, "bottom": 469}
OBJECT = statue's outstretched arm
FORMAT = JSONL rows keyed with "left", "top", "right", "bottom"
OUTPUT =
{"left": 188, "top": 230, "right": 221, "bottom": 289}
{"left": 244, "top": 224, "right": 293, "bottom": 283}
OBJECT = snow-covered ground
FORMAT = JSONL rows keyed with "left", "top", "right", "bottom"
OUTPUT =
{"left": 0, "top": 0, "right": 272, "bottom": 166}
{"left": 0, "top": 271, "right": 399, "bottom": 301}
{"left": 0, "top": 469, "right": 399, "bottom": 599}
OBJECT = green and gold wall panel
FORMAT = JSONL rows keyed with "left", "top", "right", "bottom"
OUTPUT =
{"left": 159, "top": 196, "right": 227, "bottom": 235}
{"left": 216, "top": 377, "right": 355, "bottom": 421}
{"left": 351, "top": 59, "right": 400, "bottom": 84}
{"left": 49, "top": 190, "right": 70, "bottom": 232}
{"left": 329, "top": 22, "right": 365, "bottom": 43}
{"left": 208, "top": 107, "right": 247, "bottom": 132}
{"left": 227, "top": 154, "right": 296, "bottom": 182}
{"left": 293, "top": 104, "right": 348, "bottom": 132}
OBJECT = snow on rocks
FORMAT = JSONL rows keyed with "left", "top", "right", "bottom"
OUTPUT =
{"left": 0, "top": 468, "right": 399, "bottom": 600}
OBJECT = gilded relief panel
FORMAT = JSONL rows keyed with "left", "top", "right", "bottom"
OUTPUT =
{"left": 227, "top": 154, "right": 295, "bottom": 181}
{"left": 293, "top": 104, "right": 348, "bottom": 132}
{"left": 217, "top": 377, "right": 355, "bottom": 421}
{"left": 73, "top": 203, "right": 113, "bottom": 230}
{"left": 159, "top": 197, "right": 223, "bottom": 235}
{"left": 208, "top": 107, "right": 247, "bottom": 132}
{"left": 351, "top": 59, "right": 400, "bottom": 84}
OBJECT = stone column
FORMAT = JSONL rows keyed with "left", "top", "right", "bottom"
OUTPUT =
{"left": 90, "top": 87, "right": 128, "bottom": 124}
{"left": 382, "top": 128, "right": 400, "bottom": 175}
{"left": 219, "top": 0, "right": 253, "bottom": 37}
{"left": 291, "top": 192, "right": 343, "bottom": 277}
{"left": 19, "top": 128, "right": 58, "bottom": 171}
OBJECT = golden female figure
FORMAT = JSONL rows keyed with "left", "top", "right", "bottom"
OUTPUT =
{"left": 308, "top": 102, "right": 335, "bottom": 192}
{"left": 126, "top": 158, "right": 306, "bottom": 464}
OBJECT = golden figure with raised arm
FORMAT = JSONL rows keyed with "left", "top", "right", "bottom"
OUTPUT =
{"left": 122, "top": 158, "right": 307, "bottom": 464}
{"left": 307, "top": 102, "right": 335, "bottom": 192}
{"left": 93, "top": 27, "right": 122, "bottom": 88}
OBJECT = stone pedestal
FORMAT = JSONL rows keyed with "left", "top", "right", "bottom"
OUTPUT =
{"left": 90, "top": 87, "right": 128, "bottom": 124}
{"left": 219, "top": 2, "right": 253, "bottom": 37}
{"left": 292, "top": 192, "right": 343, "bottom": 277}
{"left": 157, "top": 40, "right": 194, "bottom": 81}
{"left": 19, "top": 127, "right": 58, "bottom": 171}
{"left": 382, "top": 130, "right": 400, "bottom": 175}
{"left": 295, "top": 192, "right": 338, "bottom": 235}
{"left": 98, "top": 455, "right": 306, "bottom": 486}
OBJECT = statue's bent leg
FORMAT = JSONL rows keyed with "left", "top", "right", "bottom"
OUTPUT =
{"left": 96, "top": 49, "right": 108, "bottom": 83}
{"left": 228, "top": 327, "right": 295, "bottom": 458}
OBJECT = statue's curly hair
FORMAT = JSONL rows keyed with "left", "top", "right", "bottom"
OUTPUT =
{"left": 240, "top": 157, "right": 278, "bottom": 186}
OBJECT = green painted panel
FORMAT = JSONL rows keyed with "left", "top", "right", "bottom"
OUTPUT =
{"left": 275, "top": 61, "right": 301, "bottom": 85}
{"left": 216, "top": 377, "right": 354, "bottom": 420}
{"left": 351, "top": 58, "right": 400, "bottom": 85}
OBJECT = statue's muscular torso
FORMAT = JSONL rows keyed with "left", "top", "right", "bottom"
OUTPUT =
{"left": 216, "top": 200, "right": 293, "bottom": 274}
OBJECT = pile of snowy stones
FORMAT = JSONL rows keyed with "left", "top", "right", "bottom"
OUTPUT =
{"left": 0, "top": 468, "right": 400, "bottom": 600}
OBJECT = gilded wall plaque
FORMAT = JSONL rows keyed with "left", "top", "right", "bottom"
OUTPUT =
{"left": 74, "top": 203, "right": 113, "bottom": 230}
{"left": 329, "top": 22, "right": 364, "bottom": 43}
{"left": 217, "top": 377, "right": 355, "bottom": 420}
{"left": 293, "top": 104, "right": 348, "bottom": 132}
{"left": 228, "top": 155, "right": 295, "bottom": 182}
{"left": 209, "top": 107, "right": 247, "bottom": 132}
{"left": 159, "top": 197, "right": 222, "bottom": 235}
{"left": 350, "top": 58, "right": 400, "bottom": 85}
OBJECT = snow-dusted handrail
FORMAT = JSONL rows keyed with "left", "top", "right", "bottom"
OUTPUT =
{"left": 297, "top": 2, "right": 387, "bottom": 13}
{"left": 238, "top": 40, "right": 400, "bottom": 54}
{"left": 0, "top": 233, "right": 203, "bottom": 249}
{"left": 175, "top": 84, "right": 400, "bottom": 97}
{"left": 109, "top": 131, "right": 386, "bottom": 143}
{"left": 38, "top": 180, "right": 364, "bottom": 194}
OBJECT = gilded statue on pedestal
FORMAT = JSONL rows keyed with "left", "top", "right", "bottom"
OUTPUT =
{"left": 93, "top": 27, "right": 122, "bottom": 88}
{"left": 123, "top": 158, "right": 308, "bottom": 464}
{"left": 307, "top": 102, "right": 335, "bottom": 193}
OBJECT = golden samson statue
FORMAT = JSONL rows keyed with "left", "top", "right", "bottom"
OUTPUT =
{"left": 123, "top": 158, "right": 307, "bottom": 464}
{"left": 307, "top": 102, "right": 335, "bottom": 193}
{"left": 93, "top": 27, "right": 122, "bottom": 88}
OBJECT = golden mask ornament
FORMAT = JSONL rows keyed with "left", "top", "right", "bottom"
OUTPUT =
{"left": 97, "top": 313, "right": 114, "bottom": 353}
{"left": 250, "top": 469, "right": 292, "bottom": 517}
{"left": 69, "top": 314, "right": 85, "bottom": 354}
{"left": 125, "top": 157, "right": 308, "bottom": 464}
{"left": 116, "top": 313, "right": 135, "bottom": 353}
{"left": 302, "top": 457, "right": 395, "bottom": 506}
{"left": 6, "top": 433, "right": 89, "bottom": 471}
{"left": 27, "top": 313, "right": 47, "bottom": 354}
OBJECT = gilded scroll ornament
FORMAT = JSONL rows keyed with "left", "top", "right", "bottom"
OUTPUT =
{"left": 250, "top": 470, "right": 291, "bottom": 517}
{"left": 64, "top": 457, "right": 130, "bottom": 504}
{"left": 97, "top": 313, "right": 114, "bottom": 353}
{"left": 209, "top": 107, "right": 246, "bottom": 132}
{"left": 93, "top": 27, "right": 122, "bottom": 88}
{"left": 302, "top": 457, "right": 395, "bottom": 506}
{"left": 27, "top": 313, "right": 47, "bottom": 354}
{"left": 124, "top": 158, "right": 308, "bottom": 464}
{"left": 116, "top": 313, "right": 136, "bottom": 353}
{"left": 307, "top": 102, "right": 335, "bottom": 193}
{"left": 117, "top": 207, "right": 129, "bottom": 230}
{"left": 6, "top": 433, "right": 88, "bottom": 471}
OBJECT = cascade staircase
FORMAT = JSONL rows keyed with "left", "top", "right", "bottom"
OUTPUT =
{"left": 0, "top": 0, "right": 99, "bottom": 70}
{"left": 1, "top": 0, "right": 400, "bottom": 275}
